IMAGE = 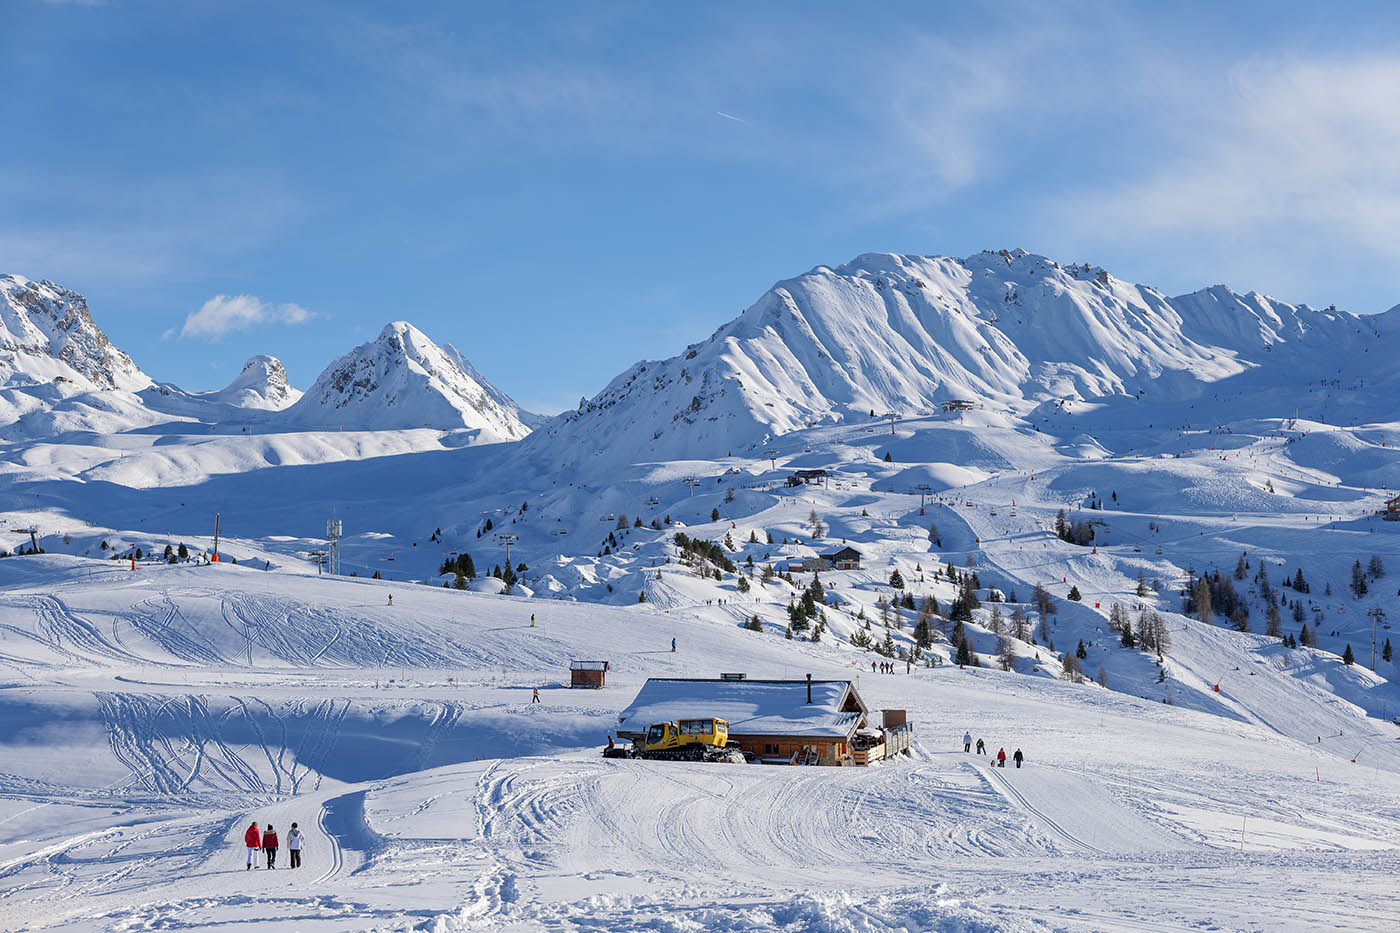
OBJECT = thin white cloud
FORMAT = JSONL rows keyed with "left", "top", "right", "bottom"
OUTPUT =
{"left": 1042, "top": 54, "right": 1400, "bottom": 303}
{"left": 715, "top": 111, "right": 748, "bottom": 125}
{"left": 179, "top": 294, "right": 316, "bottom": 341}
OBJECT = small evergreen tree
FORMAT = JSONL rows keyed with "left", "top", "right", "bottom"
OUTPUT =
{"left": 889, "top": 569, "right": 905, "bottom": 589}
{"left": 711, "top": 508, "right": 720, "bottom": 522}
{"left": 1068, "top": 585, "right": 1082, "bottom": 601}
{"left": 1382, "top": 638, "right": 1392, "bottom": 663}
{"left": 1343, "top": 643, "right": 1354, "bottom": 665}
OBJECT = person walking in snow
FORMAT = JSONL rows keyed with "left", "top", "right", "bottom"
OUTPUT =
{"left": 671, "top": 637, "right": 677, "bottom": 652}
{"left": 1013, "top": 748, "right": 1024, "bottom": 769}
{"left": 244, "top": 821, "right": 262, "bottom": 870}
{"left": 963, "top": 731, "right": 972, "bottom": 753}
{"left": 530, "top": 613, "right": 535, "bottom": 627}
{"left": 976, "top": 738, "right": 986, "bottom": 755}
{"left": 287, "top": 823, "right": 303, "bottom": 868}
{"left": 997, "top": 748, "right": 1007, "bottom": 768}
{"left": 531, "top": 687, "right": 540, "bottom": 704}
{"left": 262, "top": 824, "right": 279, "bottom": 869}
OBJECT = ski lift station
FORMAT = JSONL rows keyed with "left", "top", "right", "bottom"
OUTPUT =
{"left": 615, "top": 677, "right": 910, "bottom": 766}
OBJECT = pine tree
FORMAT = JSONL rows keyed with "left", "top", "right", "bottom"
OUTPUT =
{"left": 1068, "top": 585, "right": 1082, "bottom": 601}
{"left": 1367, "top": 554, "right": 1385, "bottom": 580}
{"left": 883, "top": 451, "right": 893, "bottom": 462}
{"left": 1075, "top": 639, "right": 1087, "bottom": 659}
{"left": 1343, "top": 643, "right": 1354, "bottom": 665}
{"left": 955, "top": 637, "right": 972, "bottom": 666}
{"left": 889, "top": 569, "right": 905, "bottom": 589}
{"left": 1136, "top": 571, "right": 1148, "bottom": 597}
{"left": 1383, "top": 638, "right": 1392, "bottom": 663}
{"left": 1265, "top": 603, "right": 1283, "bottom": 638}
{"left": 711, "top": 508, "right": 720, "bottom": 522}
{"left": 1234, "top": 552, "right": 1248, "bottom": 580}
{"left": 1351, "top": 560, "right": 1368, "bottom": 598}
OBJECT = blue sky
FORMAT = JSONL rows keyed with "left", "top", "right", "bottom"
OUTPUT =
{"left": 5, "top": 1, "right": 1400, "bottom": 412}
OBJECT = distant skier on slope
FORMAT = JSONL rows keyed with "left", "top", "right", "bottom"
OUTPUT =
{"left": 1014, "top": 748, "right": 1024, "bottom": 769}
{"left": 963, "top": 731, "right": 972, "bottom": 752}
{"left": 671, "top": 637, "right": 677, "bottom": 652}
{"left": 244, "top": 821, "right": 261, "bottom": 870}
{"left": 997, "top": 748, "right": 1007, "bottom": 768}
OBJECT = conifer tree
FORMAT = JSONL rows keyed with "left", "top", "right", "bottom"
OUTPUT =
{"left": 1343, "top": 643, "right": 1354, "bottom": 665}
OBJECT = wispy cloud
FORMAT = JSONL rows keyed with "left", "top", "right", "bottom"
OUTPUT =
{"left": 179, "top": 294, "right": 316, "bottom": 341}
{"left": 1040, "top": 54, "right": 1400, "bottom": 303}
{"left": 715, "top": 111, "right": 748, "bottom": 125}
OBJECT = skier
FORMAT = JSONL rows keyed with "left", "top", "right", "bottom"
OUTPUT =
{"left": 671, "top": 637, "right": 677, "bottom": 653}
{"left": 262, "top": 824, "right": 279, "bottom": 869}
{"left": 244, "top": 821, "right": 261, "bottom": 870}
{"left": 287, "top": 823, "right": 303, "bottom": 868}
{"left": 387, "top": 594, "right": 393, "bottom": 606}
{"left": 963, "top": 731, "right": 972, "bottom": 753}
{"left": 976, "top": 738, "right": 986, "bottom": 755}
{"left": 530, "top": 614, "right": 535, "bottom": 627}
{"left": 997, "top": 748, "right": 1007, "bottom": 768}
{"left": 1013, "top": 748, "right": 1024, "bottom": 769}
{"left": 531, "top": 688, "right": 540, "bottom": 704}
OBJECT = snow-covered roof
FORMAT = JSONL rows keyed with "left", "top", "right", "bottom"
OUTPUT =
{"left": 617, "top": 678, "right": 867, "bottom": 740}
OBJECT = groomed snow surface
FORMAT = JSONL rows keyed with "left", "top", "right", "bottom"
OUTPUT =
{"left": 1, "top": 559, "right": 1398, "bottom": 932}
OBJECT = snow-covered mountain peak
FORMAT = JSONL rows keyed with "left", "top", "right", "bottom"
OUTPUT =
{"left": 211, "top": 355, "right": 302, "bottom": 410}
{"left": 0, "top": 274, "right": 151, "bottom": 391}
{"left": 529, "top": 248, "right": 1399, "bottom": 471}
{"left": 282, "top": 320, "right": 535, "bottom": 437}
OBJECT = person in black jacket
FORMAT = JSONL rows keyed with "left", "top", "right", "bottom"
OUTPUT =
{"left": 1013, "top": 748, "right": 1024, "bottom": 768}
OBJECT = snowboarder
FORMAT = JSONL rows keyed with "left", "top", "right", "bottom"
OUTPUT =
{"left": 530, "top": 614, "right": 535, "bottom": 627}
{"left": 387, "top": 594, "right": 393, "bottom": 606}
{"left": 963, "top": 731, "right": 972, "bottom": 752}
{"left": 997, "top": 748, "right": 1007, "bottom": 768}
{"left": 531, "top": 688, "right": 540, "bottom": 704}
{"left": 1013, "top": 748, "right": 1024, "bottom": 769}
{"left": 244, "top": 821, "right": 261, "bottom": 870}
{"left": 671, "top": 637, "right": 677, "bottom": 653}
{"left": 976, "top": 738, "right": 986, "bottom": 755}
{"left": 262, "top": 824, "right": 279, "bottom": 868}
{"left": 287, "top": 823, "right": 302, "bottom": 868}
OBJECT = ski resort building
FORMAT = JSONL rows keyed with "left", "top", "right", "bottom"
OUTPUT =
{"left": 1385, "top": 494, "right": 1400, "bottom": 520}
{"left": 616, "top": 677, "right": 872, "bottom": 765}
{"left": 820, "top": 546, "right": 862, "bottom": 570}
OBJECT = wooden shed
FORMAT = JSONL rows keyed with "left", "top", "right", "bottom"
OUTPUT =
{"left": 570, "top": 660, "right": 609, "bottom": 688}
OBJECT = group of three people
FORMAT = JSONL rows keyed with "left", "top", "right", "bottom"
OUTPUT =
{"left": 243, "top": 821, "right": 303, "bottom": 869}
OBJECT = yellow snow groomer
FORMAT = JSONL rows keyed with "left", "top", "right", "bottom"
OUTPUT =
{"left": 639, "top": 717, "right": 739, "bottom": 762}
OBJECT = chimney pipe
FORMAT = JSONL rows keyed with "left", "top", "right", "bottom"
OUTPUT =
{"left": 806, "top": 673, "right": 812, "bottom": 704}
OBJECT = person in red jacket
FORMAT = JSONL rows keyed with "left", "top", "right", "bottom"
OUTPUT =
{"left": 262, "top": 824, "right": 280, "bottom": 869}
{"left": 244, "top": 822, "right": 261, "bottom": 870}
{"left": 997, "top": 747, "right": 1007, "bottom": 768}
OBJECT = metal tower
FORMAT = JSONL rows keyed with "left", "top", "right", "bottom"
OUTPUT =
{"left": 327, "top": 519, "right": 342, "bottom": 576}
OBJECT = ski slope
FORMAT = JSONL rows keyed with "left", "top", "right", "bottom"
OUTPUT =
{"left": 1, "top": 559, "right": 1398, "bottom": 930}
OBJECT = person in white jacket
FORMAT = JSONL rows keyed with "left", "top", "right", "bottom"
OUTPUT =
{"left": 287, "top": 822, "right": 303, "bottom": 869}
{"left": 963, "top": 731, "right": 972, "bottom": 752}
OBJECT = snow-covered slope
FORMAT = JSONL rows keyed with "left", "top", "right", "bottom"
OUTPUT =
{"left": 282, "top": 321, "right": 534, "bottom": 437}
{"left": 529, "top": 249, "right": 1396, "bottom": 470}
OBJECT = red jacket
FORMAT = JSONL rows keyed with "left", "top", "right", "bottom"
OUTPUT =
{"left": 244, "top": 825, "right": 261, "bottom": 848}
{"left": 262, "top": 830, "right": 279, "bottom": 849}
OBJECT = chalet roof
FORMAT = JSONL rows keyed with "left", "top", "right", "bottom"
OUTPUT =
{"left": 820, "top": 546, "right": 862, "bottom": 561}
{"left": 616, "top": 678, "right": 867, "bottom": 740}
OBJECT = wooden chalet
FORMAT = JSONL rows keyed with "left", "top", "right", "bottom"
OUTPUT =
{"left": 819, "top": 546, "right": 862, "bottom": 570}
{"left": 616, "top": 677, "right": 871, "bottom": 765}
{"left": 1386, "top": 494, "right": 1400, "bottom": 521}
